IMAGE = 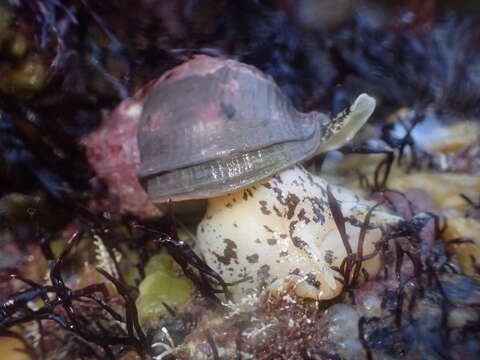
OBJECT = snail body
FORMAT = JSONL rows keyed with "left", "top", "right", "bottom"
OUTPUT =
{"left": 197, "top": 166, "right": 400, "bottom": 300}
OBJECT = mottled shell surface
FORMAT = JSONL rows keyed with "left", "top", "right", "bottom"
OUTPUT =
{"left": 137, "top": 55, "right": 325, "bottom": 202}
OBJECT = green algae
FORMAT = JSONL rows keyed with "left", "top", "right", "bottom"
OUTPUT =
{"left": 136, "top": 252, "right": 194, "bottom": 324}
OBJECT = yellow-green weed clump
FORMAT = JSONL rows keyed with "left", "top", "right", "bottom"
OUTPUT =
{"left": 136, "top": 252, "right": 194, "bottom": 324}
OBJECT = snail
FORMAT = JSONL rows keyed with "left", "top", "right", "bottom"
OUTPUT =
{"left": 135, "top": 55, "right": 401, "bottom": 301}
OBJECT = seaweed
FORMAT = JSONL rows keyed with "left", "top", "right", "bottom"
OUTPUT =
{"left": 204, "top": 329, "right": 220, "bottom": 360}
{"left": 0, "top": 231, "right": 148, "bottom": 359}
{"left": 133, "top": 224, "right": 230, "bottom": 304}
{"left": 327, "top": 178, "right": 463, "bottom": 356}
{"left": 327, "top": 185, "right": 386, "bottom": 291}
{"left": 343, "top": 141, "right": 395, "bottom": 191}
{"left": 358, "top": 316, "right": 375, "bottom": 360}
{"left": 354, "top": 203, "right": 475, "bottom": 360}
{"left": 461, "top": 194, "right": 480, "bottom": 218}
{"left": 381, "top": 112, "right": 427, "bottom": 171}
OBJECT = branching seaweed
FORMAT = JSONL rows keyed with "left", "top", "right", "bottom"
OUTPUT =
{"left": 343, "top": 140, "right": 395, "bottom": 191}
{"left": 327, "top": 185, "right": 386, "bottom": 291}
{"left": 351, "top": 113, "right": 433, "bottom": 193}
{"left": 461, "top": 194, "right": 480, "bottom": 218}
{"left": 204, "top": 329, "right": 220, "bottom": 360}
{"left": 133, "top": 224, "right": 230, "bottom": 304}
{"left": 358, "top": 316, "right": 376, "bottom": 360}
{"left": 0, "top": 231, "right": 148, "bottom": 359}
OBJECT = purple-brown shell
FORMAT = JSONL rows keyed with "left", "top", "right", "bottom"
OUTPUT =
{"left": 137, "top": 55, "right": 325, "bottom": 202}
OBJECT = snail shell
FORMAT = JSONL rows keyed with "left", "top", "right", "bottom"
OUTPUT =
{"left": 137, "top": 55, "right": 374, "bottom": 202}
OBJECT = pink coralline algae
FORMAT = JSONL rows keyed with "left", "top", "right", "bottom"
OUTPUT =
{"left": 81, "top": 96, "right": 160, "bottom": 218}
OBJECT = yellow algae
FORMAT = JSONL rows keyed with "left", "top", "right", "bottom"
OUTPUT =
{"left": 9, "top": 33, "right": 27, "bottom": 58}
{"left": 423, "top": 122, "right": 480, "bottom": 152}
{"left": 1, "top": 56, "right": 47, "bottom": 94}
{"left": 0, "top": 337, "right": 31, "bottom": 360}
{"left": 136, "top": 252, "right": 194, "bottom": 324}
{"left": 443, "top": 217, "right": 480, "bottom": 281}
{"left": 388, "top": 172, "right": 480, "bottom": 210}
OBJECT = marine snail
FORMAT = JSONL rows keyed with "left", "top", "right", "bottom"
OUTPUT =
{"left": 136, "top": 55, "right": 400, "bottom": 301}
